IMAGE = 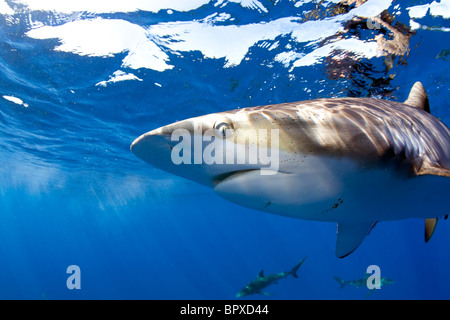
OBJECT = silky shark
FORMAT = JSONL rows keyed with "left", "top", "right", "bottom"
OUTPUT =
{"left": 131, "top": 82, "right": 450, "bottom": 257}
{"left": 333, "top": 274, "right": 394, "bottom": 290}
{"left": 236, "top": 258, "right": 307, "bottom": 297}
{"left": 333, "top": 274, "right": 394, "bottom": 296}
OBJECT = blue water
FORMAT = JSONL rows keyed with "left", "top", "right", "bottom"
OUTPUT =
{"left": 0, "top": 0, "right": 449, "bottom": 300}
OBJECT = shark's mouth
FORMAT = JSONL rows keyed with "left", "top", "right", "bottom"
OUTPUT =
{"left": 212, "top": 169, "right": 261, "bottom": 186}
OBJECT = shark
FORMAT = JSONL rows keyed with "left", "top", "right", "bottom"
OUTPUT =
{"left": 236, "top": 258, "right": 307, "bottom": 297}
{"left": 333, "top": 274, "right": 394, "bottom": 296}
{"left": 131, "top": 82, "right": 450, "bottom": 258}
{"left": 333, "top": 274, "right": 395, "bottom": 289}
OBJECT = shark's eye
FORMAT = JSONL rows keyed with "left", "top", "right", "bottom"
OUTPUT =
{"left": 214, "top": 119, "right": 234, "bottom": 138}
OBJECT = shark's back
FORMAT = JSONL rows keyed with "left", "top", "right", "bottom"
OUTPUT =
{"left": 241, "top": 96, "right": 450, "bottom": 177}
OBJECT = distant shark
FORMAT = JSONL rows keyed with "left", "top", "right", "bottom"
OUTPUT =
{"left": 334, "top": 274, "right": 394, "bottom": 289}
{"left": 236, "top": 258, "right": 307, "bottom": 297}
{"left": 333, "top": 274, "right": 394, "bottom": 296}
{"left": 131, "top": 82, "right": 450, "bottom": 257}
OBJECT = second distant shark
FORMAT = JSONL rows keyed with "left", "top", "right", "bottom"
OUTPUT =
{"left": 334, "top": 274, "right": 394, "bottom": 296}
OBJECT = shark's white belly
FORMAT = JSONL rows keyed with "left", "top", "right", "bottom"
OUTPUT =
{"left": 214, "top": 154, "right": 450, "bottom": 223}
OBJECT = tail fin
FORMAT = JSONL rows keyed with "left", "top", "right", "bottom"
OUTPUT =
{"left": 333, "top": 276, "right": 346, "bottom": 289}
{"left": 290, "top": 257, "right": 307, "bottom": 279}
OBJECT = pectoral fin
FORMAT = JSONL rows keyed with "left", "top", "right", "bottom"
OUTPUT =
{"left": 425, "top": 218, "right": 438, "bottom": 243}
{"left": 336, "top": 221, "right": 377, "bottom": 258}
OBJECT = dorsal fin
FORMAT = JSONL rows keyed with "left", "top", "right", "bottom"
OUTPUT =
{"left": 404, "top": 82, "right": 430, "bottom": 113}
{"left": 258, "top": 270, "right": 264, "bottom": 278}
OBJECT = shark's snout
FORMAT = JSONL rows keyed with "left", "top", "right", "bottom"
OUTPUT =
{"left": 131, "top": 128, "right": 172, "bottom": 165}
{"left": 131, "top": 117, "right": 199, "bottom": 167}
{"left": 130, "top": 114, "right": 279, "bottom": 188}
{"left": 130, "top": 118, "right": 231, "bottom": 187}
